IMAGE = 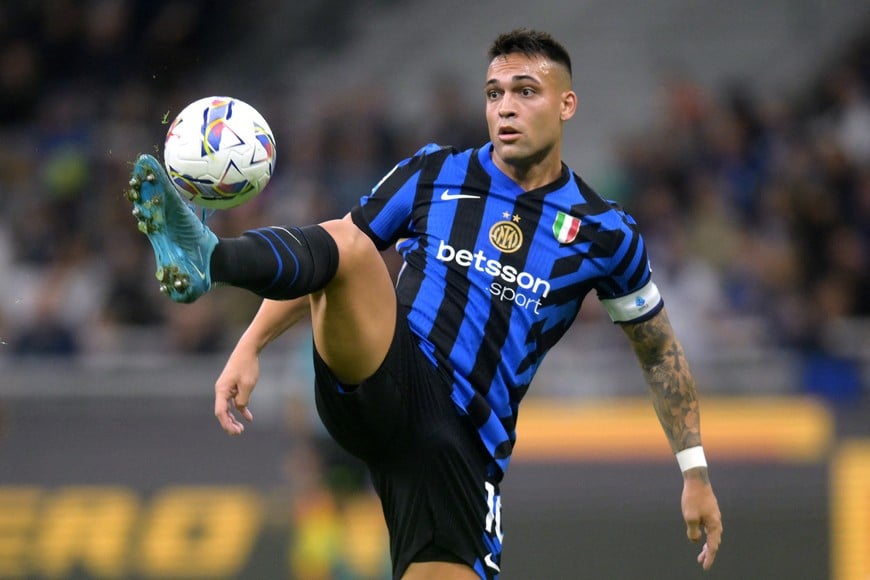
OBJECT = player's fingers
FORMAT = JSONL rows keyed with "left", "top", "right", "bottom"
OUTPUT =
{"left": 233, "top": 399, "right": 254, "bottom": 423}
{"left": 213, "top": 391, "right": 228, "bottom": 422}
{"left": 232, "top": 386, "right": 250, "bottom": 410}
{"left": 698, "top": 541, "right": 718, "bottom": 570}
{"left": 216, "top": 401, "right": 243, "bottom": 435}
{"left": 703, "top": 520, "right": 722, "bottom": 566}
{"left": 232, "top": 384, "right": 254, "bottom": 423}
{"left": 696, "top": 518, "right": 722, "bottom": 570}
{"left": 215, "top": 407, "right": 242, "bottom": 435}
{"left": 214, "top": 385, "right": 244, "bottom": 436}
{"left": 685, "top": 519, "right": 702, "bottom": 543}
{"left": 705, "top": 520, "right": 723, "bottom": 548}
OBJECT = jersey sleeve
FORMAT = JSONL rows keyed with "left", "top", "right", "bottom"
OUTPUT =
{"left": 351, "top": 144, "right": 442, "bottom": 251}
{"left": 594, "top": 209, "right": 664, "bottom": 323}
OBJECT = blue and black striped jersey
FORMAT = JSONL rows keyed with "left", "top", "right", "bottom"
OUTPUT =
{"left": 351, "top": 143, "right": 663, "bottom": 475}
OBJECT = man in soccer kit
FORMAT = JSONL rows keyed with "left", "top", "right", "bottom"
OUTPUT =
{"left": 128, "top": 29, "right": 722, "bottom": 579}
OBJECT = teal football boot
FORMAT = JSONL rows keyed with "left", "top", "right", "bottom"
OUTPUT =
{"left": 127, "top": 154, "right": 218, "bottom": 303}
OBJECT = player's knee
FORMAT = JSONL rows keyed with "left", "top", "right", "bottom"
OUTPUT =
{"left": 321, "top": 219, "right": 379, "bottom": 274}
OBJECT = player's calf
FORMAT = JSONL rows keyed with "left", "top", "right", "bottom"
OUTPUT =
{"left": 210, "top": 225, "right": 339, "bottom": 300}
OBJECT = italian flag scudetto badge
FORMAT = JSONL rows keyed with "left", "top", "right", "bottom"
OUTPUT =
{"left": 553, "top": 211, "right": 581, "bottom": 243}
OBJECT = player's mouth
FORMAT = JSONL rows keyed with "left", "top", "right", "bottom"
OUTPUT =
{"left": 498, "top": 126, "right": 521, "bottom": 143}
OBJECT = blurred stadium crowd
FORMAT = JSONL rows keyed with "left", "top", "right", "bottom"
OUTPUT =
{"left": 0, "top": 1, "right": 867, "bottom": 401}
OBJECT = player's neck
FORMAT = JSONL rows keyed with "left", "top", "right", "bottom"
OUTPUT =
{"left": 495, "top": 153, "right": 563, "bottom": 191}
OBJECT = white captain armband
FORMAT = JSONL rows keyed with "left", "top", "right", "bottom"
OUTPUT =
{"left": 600, "top": 281, "right": 662, "bottom": 323}
{"left": 675, "top": 446, "right": 707, "bottom": 472}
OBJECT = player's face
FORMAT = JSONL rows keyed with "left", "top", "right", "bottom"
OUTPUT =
{"left": 485, "top": 53, "right": 576, "bottom": 181}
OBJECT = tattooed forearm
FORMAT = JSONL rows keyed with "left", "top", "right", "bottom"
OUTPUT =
{"left": 621, "top": 307, "right": 701, "bottom": 453}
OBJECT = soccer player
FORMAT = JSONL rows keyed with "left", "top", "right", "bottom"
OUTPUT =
{"left": 129, "top": 29, "right": 722, "bottom": 580}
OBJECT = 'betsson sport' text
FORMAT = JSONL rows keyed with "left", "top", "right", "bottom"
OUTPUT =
{"left": 435, "top": 240, "right": 550, "bottom": 314}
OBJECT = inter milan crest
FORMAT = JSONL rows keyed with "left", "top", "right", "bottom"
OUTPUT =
{"left": 553, "top": 211, "right": 581, "bottom": 244}
{"left": 489, "top": 217, "right": 523, "bottom": 253}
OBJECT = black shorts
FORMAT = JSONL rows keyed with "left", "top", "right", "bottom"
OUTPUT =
{"left": 313, "top": 309, "right": 503, "bottom": 579}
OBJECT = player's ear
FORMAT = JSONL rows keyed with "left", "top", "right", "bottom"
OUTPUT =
{"left": 560, "top": 90, "right": 577, "bottom": 121}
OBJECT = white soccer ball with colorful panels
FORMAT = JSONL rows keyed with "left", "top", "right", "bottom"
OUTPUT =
{"left": 163, "top": 96, "right": 276, "bottom": 209}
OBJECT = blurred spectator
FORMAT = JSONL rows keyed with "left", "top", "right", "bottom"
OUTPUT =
{"left": 613, "top": 41, "right": 869, "bottom": 401}
{"left": 414, "top": 72, "right": 489, "bottom": 151}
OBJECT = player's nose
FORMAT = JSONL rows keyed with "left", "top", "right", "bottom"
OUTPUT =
{"left": 497, "top": 94, "right": 517, "bottom": 117}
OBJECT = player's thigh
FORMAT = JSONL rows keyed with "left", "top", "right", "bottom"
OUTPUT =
{"left": 403, "top": 562, "right": 480, "bottom": 579}
{"left": 309, "top": 217, "right": 397, "bottom": 384}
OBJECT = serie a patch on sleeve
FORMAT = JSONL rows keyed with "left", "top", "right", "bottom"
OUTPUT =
{"left": 600, "top": 281, "right": 662, "bottom": 323}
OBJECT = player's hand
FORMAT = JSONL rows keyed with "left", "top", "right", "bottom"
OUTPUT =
{"left": 681, "top": 468, "right": 722, "bottom": 571}
{"left": 214, "top": 343, "right": 260, "bottom": 436}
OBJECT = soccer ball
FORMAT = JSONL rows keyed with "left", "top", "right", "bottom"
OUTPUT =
{"left": 163, "top": 96, "right": 276, "bottom": 210}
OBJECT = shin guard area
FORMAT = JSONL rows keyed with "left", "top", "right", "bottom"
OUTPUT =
{"left": 211, "top": 225, "right": 339, "bottom": 300}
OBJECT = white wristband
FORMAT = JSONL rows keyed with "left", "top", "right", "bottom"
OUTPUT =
{"left": 675, "top": 446, "right": 707, "bottom": 472}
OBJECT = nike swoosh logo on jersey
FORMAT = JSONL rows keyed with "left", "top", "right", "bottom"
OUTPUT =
{"left": 440, "top": 189, "right": 480, "bottom": 201}
{"left": 484, "top": 553, "right": 501, "bottom": 572}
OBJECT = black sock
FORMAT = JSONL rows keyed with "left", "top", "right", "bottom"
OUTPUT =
{"left": 210, "top": 225, "right": 339, "bottom": 300}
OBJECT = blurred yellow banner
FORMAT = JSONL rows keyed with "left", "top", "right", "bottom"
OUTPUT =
{"left": 831, "top": 440, "right": 870, "bottom": 580}
{"left": 513, "top": 396, "right": 833, "bottom": 462}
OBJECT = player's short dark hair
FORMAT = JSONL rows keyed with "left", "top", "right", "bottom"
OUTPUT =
{"left": 488, "top": 29, "right": 572, "bottom": 78}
